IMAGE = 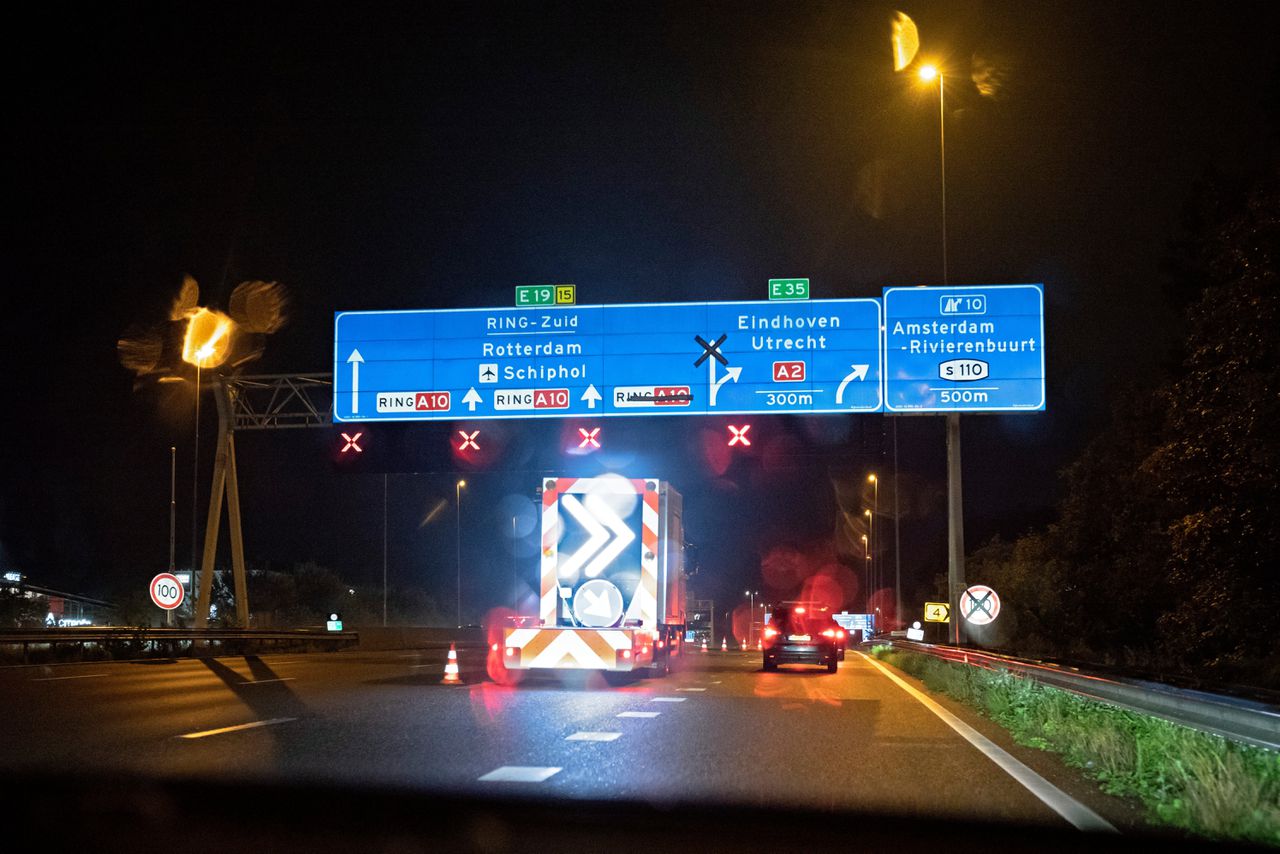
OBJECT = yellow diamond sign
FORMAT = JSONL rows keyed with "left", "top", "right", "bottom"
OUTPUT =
{"left": 924, "top": 602, "right": 951, "bottom": 623}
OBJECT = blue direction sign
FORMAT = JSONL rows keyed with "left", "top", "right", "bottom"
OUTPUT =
{"left": 882, "top": 284, "right": 1045, "bottom": 413}
{"left": 333, "top": 299, "right": 882, "bottom": 422}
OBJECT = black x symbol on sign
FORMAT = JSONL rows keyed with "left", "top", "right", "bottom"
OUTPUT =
{"left": 965, "top": 590, "right": 995, "bottom": 619}
{"left": 694, "top": 334, "right": 728, "bottom": 367}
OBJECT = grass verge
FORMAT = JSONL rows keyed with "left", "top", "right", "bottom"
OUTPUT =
{"left": 868, "top": 645, "right": 1280, "bottom": 845}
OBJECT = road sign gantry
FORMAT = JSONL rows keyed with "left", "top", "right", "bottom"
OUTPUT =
{"left": 334, "top": 299, "right": 883, "bottom": 422}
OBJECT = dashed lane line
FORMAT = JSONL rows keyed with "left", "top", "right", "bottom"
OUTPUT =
{"left": 177, "top": 717, "right": 297, "bottom": 740}
{"left": 617, "top": 711, "right": 661, "bottom": 718}
{"left": 650, "top": 697, "right": 686, "bottom": 703}
{"left": 478, "top": 766, "right": 561, "bottom": 783}
{"left": 566, "top": 731, "right": 623, "bottom": 742}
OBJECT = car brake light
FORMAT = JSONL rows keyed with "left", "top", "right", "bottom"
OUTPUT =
{"left": 491, "top": 642, "right": 500, "bottom": 652}
{"left": 795, "top": 606, "right": 806, "bottom": 614}
{"left": 763, "top": 626, "right": 779, "bottom": 639}
{"left": 822, "top": 629, "right": 835, "bottom": 638}
{"left": 837, "top": 630, "right": 845, "bottom": 640}
{"left": 657, "top": 639, "right": 665, "bottom": 648}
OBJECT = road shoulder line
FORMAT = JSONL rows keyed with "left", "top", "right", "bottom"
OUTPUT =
{"left": 858, "top": 651, "right": 1116, "bottom": 833}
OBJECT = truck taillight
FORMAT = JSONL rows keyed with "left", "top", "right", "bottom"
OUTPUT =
{"left": 622, "top": 649, "right": 632, "bottom": 659}
{"left": 657, "top": 639, "right": 665, "bottom": 648}
{"left": 505, "top": 647, "right": 516, "bottom": 657}
{"left": 491, "top": 643, "right": 500, "bottom": 652}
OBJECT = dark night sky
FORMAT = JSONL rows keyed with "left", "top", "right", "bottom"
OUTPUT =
{"left": 6, "top": 1, "right": 1278, "bottom": 616}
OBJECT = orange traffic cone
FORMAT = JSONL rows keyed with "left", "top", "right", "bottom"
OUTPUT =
{"left": 443, "top": 643, "right": 461, "bottom": 685}
{"left": 720, "top": 638, "right": 727, "bottom": 652}
{"left": 701, "top": 639, "right": 708, "bottom": 653}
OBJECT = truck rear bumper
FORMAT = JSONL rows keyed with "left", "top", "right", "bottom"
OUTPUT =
{"left": 502, "top": 627, "right": 651, "bottom": 671}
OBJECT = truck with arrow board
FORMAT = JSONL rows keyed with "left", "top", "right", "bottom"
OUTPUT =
{"left": 501, "top": 476, "right": 686, "bottom": 679}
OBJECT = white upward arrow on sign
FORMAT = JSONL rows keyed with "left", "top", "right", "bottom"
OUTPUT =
{"left": 462, "top": 388, "right": 482, "bottom": 412}
{"left": 347, "top": 349, "right": 364, "bottom": 413}
{"left": 582, "top": 384, "right": 602, "bottom": 409}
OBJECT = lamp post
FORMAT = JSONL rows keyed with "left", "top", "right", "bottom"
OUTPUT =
{"left": 868, "top": 473, "right": 879, "bottom": 613}
{"left": 861, "top": 533, "right": 870, "bottom": 612}
{"left": 744, "top": 590, "right": 758, "bottom": 647}
{"left": 919, "top": 62, "right": 965, "bottom": 645}
{"left": 455, "top": 479, "right": 466, "bottom": 627}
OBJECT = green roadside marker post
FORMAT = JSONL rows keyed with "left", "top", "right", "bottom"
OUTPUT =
{"left": 768, "top": 278, "right": 809, "bottom": 300}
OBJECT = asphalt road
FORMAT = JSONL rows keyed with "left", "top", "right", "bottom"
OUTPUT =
{"left": 0, "top": 646, "right": 1142, "bottom": 831}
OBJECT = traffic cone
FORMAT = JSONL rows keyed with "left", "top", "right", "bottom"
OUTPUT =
{"left": 443, "top": 643, "right": 461, "bottom": 685}
{"left": 720, "top": 638, "right": 727, "bottom": 652}
{"left": 756, "top": 639, "right": 762, "bottom": 651}
{"left": 701, "top": 639, "right": 708, "bottom": 653}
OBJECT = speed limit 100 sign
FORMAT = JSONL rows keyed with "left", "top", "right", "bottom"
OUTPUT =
{"left": 150, "top": 573, "right": 184, "bottom": 610}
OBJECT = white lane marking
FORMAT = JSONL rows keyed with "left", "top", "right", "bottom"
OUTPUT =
{"left": 409, "top": 664, "right": 440, "bottom": 669}
{"left": 677, "top": 687, "right": 706, "bottom": 692}
{"left": 478, "top": 766, "right": 561, "bottom": 783}
{"left": 241, "top": 677, "right": 296, "bottom": 684}
{"left": 709, "top": 680, "right": 723, "bottom": 684}
{"left": 31, "top": 673, "right": 109, "bottom": 681}
{"left": 566, "top": 731, "right": 623, "bottom": 742}
{"left": 177, "top": 717, "right": 297, "bottom": 739}
{"left": 617, "top": 711, "right": 660, "bottom": 718}
{"left": 651, "top": 697, "right": 686, "bottom": 703}
{"left": 858, "top": 653, "right": 1117, "bottom": 832}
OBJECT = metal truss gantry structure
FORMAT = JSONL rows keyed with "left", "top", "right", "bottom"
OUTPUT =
{"left": 193, "top": 373, "right": 333, "bottom": 629}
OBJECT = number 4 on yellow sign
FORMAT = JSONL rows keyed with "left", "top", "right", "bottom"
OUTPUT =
{"left": 924, "top": 602, "right": 950, "bottom": 623}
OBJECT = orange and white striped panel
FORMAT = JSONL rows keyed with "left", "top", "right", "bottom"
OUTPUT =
{"left": 622, "top": 482, "right": 661, "bottom": 629}
{"left": 503, "top": 627, "right": 635, "bottom": 671}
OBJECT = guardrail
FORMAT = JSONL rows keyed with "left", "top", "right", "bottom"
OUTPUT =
{"left": 0, "top": 627, "right": 359, "bottom": 664}
{"left": 884, "top": 640, "right": 1280, "bottom": 752}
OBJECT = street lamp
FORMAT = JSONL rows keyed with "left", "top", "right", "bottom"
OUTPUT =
{"left": 917, "top": 63, "right": 946, "bottom": 283}
{"left": 744, "top": 590, "right": 759, "bottom": 646}
{"left": 868, "top": 473, "right": 879, "bottom": 612}
{"left": 455, "top": 479, "right": 466, "bottom": 627}
{"left": 917, "top": 60, "right": 966, "bottom": 644}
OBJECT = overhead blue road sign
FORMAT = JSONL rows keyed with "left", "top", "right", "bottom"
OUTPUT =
{"left": 882, "top": 284, "right": 1045, "bottom": 413}
{"left": 333, "top": 299, "right": 882, "bottom": 422}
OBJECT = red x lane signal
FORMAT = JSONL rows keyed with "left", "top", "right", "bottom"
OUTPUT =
{"left": 727, "top": 425, "right": 751, "bottom": 446}
{"left": 578, "top": 427, "right": 601, "bottom": 449}
{"left": 340, "top": 432, "right": 364, "bottom": 453}
{"left": 457, "top": 430, "right": 480, "bottom": 451}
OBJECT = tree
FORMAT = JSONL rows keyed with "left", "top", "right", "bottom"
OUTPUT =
{"left": 1143, "top": 173, "right": 1280, "bottom": 677}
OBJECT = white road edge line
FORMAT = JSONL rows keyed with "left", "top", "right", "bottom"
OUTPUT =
{"left": 478, "top": 766, "right": 561, "bottom": 783}
{"left": 566, "top": 731, "right": 623, "bottom": 742}
{"left": 177, "top": 717, "right": 298, "bottom": 739}
{"left": 31, "top": 673, "right": 109, "bottom": 681}
{"left": 858, "top": 652, "right": 1116, "bottom": 833}
{"left": 617, "top": 711, "right": 660, "bottom": 718}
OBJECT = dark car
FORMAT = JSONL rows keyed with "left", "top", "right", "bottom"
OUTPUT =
{"left": 761, "top": 604, "right": 844, "bottom": 673}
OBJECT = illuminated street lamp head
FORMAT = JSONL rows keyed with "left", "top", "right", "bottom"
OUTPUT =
{"left": 181, "top": 307, "right": 234, "bottom": 369}
{"left": 457, "top": 479, "right": 466, "bottom": 488}
{"left": 918, "top": 63, "right": 939, "bottom": 83}
{"left": 868, "top": 473, "right": 877, "bottom": 483}
{"left": 864, "top": 509, "right": 872, "bottom": 517}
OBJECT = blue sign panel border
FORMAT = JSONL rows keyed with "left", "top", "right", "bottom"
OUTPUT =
{"left": 881, "top": 284, "right": 1046, "bottom": 414}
